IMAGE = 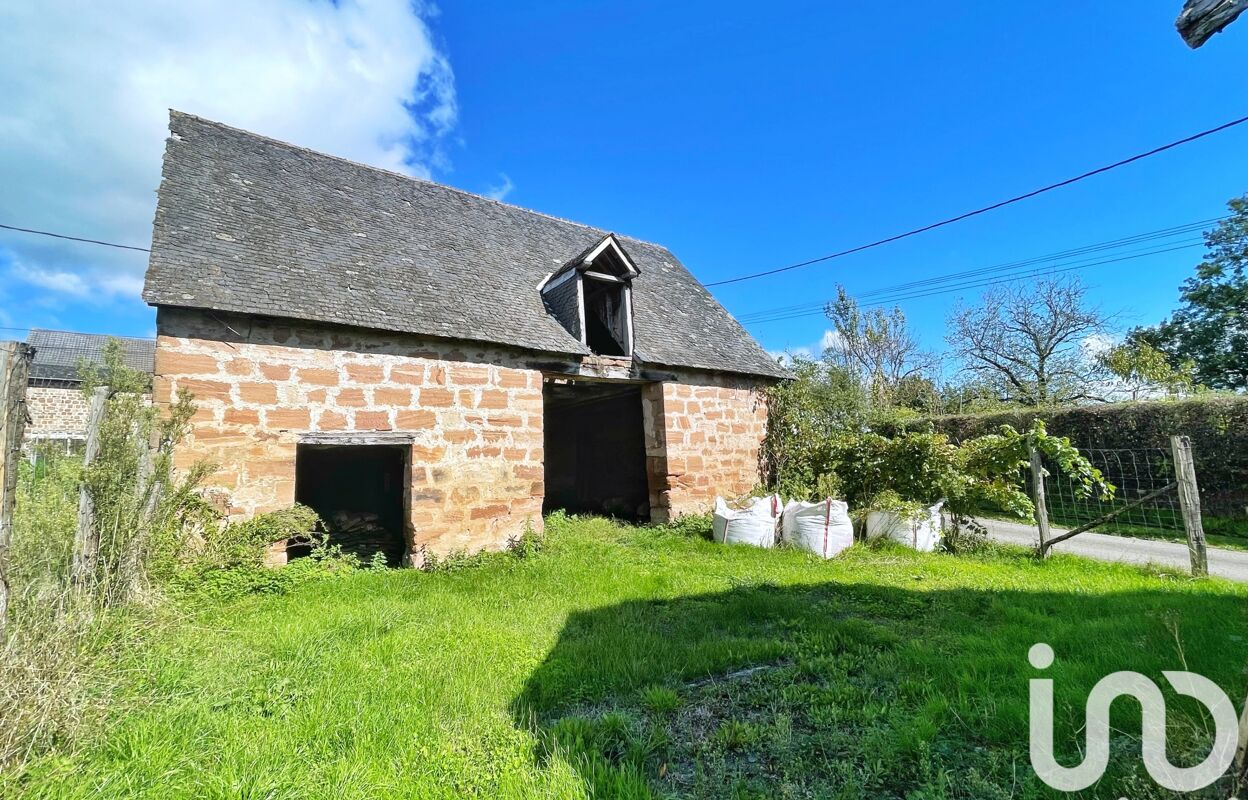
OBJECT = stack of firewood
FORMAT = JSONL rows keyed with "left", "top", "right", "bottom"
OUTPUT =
{"left": 326, "top": 510, "right": 403, "bottom": 566}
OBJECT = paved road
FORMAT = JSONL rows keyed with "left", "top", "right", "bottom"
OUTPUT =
{"left": 975, "top": 517, "right": 1248, "bottom": 583}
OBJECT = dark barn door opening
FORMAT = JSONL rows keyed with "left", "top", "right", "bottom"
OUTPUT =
{"left": 543, "top": 381, "right": 649, "bottom": 520}
{"left": 294, "top": 444, "right": 407, "bottom": 566}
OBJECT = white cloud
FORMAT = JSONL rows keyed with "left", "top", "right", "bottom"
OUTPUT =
{"left": 485, "top": 173, "right": 515, "bottom": 201}
{"left": 769, "top": 329, "right": 844, "bottom": 364}
{"left": 0, "top": 0, "right": 457, "bottom": 313}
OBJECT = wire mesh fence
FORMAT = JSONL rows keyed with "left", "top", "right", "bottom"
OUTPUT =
{"left": 1043, "top": 446, "right": 1182, "bottom": 538}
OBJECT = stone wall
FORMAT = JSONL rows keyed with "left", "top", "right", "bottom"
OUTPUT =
{"left": 26, "top": 385, "right": 90, "bottom": 438}
{"left": 643, "top": 378, "right": 769, "bottom": 521}
{"left": 155, "top": 308, "right": 545, "bottom": 563}
{"left": 155, "top": 307, "right": 773, "bottom": 562}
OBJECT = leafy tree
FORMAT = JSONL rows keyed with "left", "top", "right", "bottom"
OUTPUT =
{"left": 824, "top": 287, "right": 936, "bottom": 409}
{"left": 1133, "top": 194, "right": 1248, "bottom": 390}
{"left": 1096, "top": 339, "right": 1194, "bottom": 400}
{"left": 947, "top": 276, "right": 1108, "bottom": 406}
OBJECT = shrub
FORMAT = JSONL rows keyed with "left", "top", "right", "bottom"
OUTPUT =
{"left": 904, "top": 395, "right": 1248, "bottom": 520}
{"left": 196, "top": 504, "right": 322, "bottom": 569}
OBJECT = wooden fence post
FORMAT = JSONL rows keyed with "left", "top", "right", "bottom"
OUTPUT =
{"left": 1029, "top": 445, "right": 1051, "bottom": 558}
{"left": 1170, "top": 435, "right": 1209, "bottom": 578}
{"left": 71, "top": 386, "right": 109, "bottom": 591}
{"left": 0, "top": 342, "right": 33, "bottom": 639}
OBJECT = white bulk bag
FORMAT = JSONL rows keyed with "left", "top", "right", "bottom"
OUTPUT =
{"left": 781, "top": 498, "right": 854, "bottom": 559}
{"left": 866, "top": 501, "right": 945, "bottom": 552}
{"left": 712, "top": 494, "right": 782, "bottom": 548}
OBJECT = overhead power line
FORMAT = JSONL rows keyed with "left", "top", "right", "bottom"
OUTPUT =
{"left": 742, "top": 241, "right": 1203, "bottom": 327}
{"left": 0, "top": 223, "right": 150, "bottom": 253}
{"left": 735, "top": 217, "right": 1220, "bottom": 324}
{"left": 707, "top": 114, "right": 1248, "bottom": 287}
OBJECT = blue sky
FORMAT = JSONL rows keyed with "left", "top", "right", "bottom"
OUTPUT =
{"left": 2, "top": 1, "right": 1245, "bottom": 362}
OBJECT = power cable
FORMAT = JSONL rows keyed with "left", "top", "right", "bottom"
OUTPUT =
{"left": 707, "top": 114, "right": 1248, "bottom": 287}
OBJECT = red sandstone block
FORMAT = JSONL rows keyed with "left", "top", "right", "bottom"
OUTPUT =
{"left": 418, "top": 387, "right": 454, "bottom": 407}
{"left": 238, "top": 383, "right": 278, "bottom": 404}
{"left": 451, "top": 365, "right": 491, "bottom": 385}
{"left": 426, "top": 365, "right": 447, "bottom": 386}
{"left": 476, "top": 390, "right": 509, "bottom": 409}
{"left": 390, "top": 365, "right": 425, "bottom": 385}
{"left": 470, "top": 504, "right": 509, "bottom": 519}
{"left": 156, "top": 351, "right": 220, "bottom": 376}
{"left": 248, "top": 460, "right": 295, "bottom": 478}
{"left": 305, "top": 388, "right": 328, "bottom": 403}
{"left": 467, "top": 446, "right": 502, "bottom": 459}
{"left": 490, "top": 414, "right": 523, "bottom": 427}
{"left": 260, "top": 363, "right": 292, "bottom": 381}
{"left": 355, "top": 411, "right": 391, "bottom": 430}
{"left": 266, "top": 408, "right": 310, "bottom": 429}
{"left": 336, "top": 388, "right": 368, "bottom": 407}
{"left": 346, "top": 363, "right": 384, "bottom": 383}
{"left": 225, "top": 358, "right": 254, "bottom": 376}
{"left": 223, "top": 408, "right": 260, "bottom": 426}
{"left": 411, "top": 444, "right": 446, "bottom": 461}
{"left": 374, "top": 387, "right": 412, "bottom": 406}
{"left": 514, "top": 465, "right": 543, "bottom": 480}
{"left": 298, "top": 368, "right": 339, "bottom": 386}
{"left": 443, "top": 429, "right": 475, "bottom": 443}
{"left": 395, "top": 409, "right": 436, "bottom": 429}
{"left": 319, "top": 410, "right": 349, "bottom": 430}
{"left": 497, "top": 370, "right": 527, "bottom": 389}
{"left": 179, "top": 379, "right": 232, "bottom": 401}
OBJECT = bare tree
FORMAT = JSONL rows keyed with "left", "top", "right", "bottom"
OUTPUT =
{"left": 825, "top": 286, "right": 936, "bottom": 408}
{"left": 946, "top": 277, "right": 1109, "bottom": 407}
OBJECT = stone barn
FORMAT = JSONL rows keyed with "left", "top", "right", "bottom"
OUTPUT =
{"left": 142, "top": 112, "right": 786, "bottom": 565}
{"left": 24, "top": 329, "right": 155, "bottom": 447}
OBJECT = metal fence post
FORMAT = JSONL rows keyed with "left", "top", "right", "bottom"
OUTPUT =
{"left": 1170, "top": 435, "right": 1208, "bottom": 578}
{"left": 1029, "top": 445, "right": 1051, "bottom": 558}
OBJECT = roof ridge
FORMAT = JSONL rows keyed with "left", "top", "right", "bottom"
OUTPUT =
{"left": 169, "top": 110, "right": 671, "bottom": 250}
{"left": 29, "top": 327, "right": 155, "bottom": 343}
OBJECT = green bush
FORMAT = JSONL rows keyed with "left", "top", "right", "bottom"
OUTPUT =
{"left": 197, "top": 504, "right": 322, "bottom": 568}
{"left": 903, "top": 395, "right": 1248, "bottom": 519}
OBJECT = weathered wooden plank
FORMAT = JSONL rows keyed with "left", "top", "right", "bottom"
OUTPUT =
{"left": 1176, "top": 0, "right": 1247, "bottom": 47}
{"left": 71, "top": 386, "right": 109, "bottom": 591}
{"left": 0, "top": 342, "right": 33, "bottom": 638}
{"left": 1029, "top": 446, "right": 1051, "bottom": 558}
{"left": 1171, "top": 435, "right": 1209, "bottom": 577}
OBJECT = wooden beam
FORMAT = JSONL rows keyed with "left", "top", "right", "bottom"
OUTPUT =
{"left": 71, "top": 386, "right": 109, "bottom": 591}
{"left": 1043, "top": 482, "right": 1178, "bottom": 549}
{"left": 1176, "top": 0, "right": 1247, "bottom": 47}
{"left": 0, "top": 342, "right": 33, "bottom": 639}
{"left": 1171, "top": 435, "right": 1209, "bottom": 577}
{"left": 1030, "top": 446, "right": 1051, "bottom": 558}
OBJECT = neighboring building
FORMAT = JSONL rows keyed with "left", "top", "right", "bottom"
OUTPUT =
{"left": 142, "top": 111, "right": 786, "bottom": 565}
{"left": 24, "top": 329, "right": 155, "bottom": 444}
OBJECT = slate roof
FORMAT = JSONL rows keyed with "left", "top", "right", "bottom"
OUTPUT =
{"left": 143, "top": 111, "right": 786, "bottom": 379}
{"left": 27, "top": 329, "right": 156, "bottom": 382}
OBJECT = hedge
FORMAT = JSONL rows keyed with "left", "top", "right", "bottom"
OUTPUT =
{"left": 900, "top": 396, "right": 1248, "bottom": 520}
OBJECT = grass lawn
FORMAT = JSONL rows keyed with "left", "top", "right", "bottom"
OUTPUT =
{"left": 6, "top": 515, "right": 1248, "bottom": 799}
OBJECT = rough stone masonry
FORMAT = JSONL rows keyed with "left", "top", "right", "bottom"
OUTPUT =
{"left": 157, "top": 308, "right": 769, "bottom": 565}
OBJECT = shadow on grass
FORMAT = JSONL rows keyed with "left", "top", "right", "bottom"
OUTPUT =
{"left": 511, "top": 577, "right": 1248, "bottom": 799}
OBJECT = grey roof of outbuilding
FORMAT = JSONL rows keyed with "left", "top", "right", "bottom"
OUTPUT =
{"left": 27, "top": 329, "right": 156, "bottom": 382}
{"left": 142, "top": 112, "right": 786, "bottom": 379}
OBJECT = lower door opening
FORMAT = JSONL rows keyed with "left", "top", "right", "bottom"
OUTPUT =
{"left": 294, "top": 444, "right": 407, "bottom": 566}
{"left": 543, "top": 380, "right": 650, "bottom": 520}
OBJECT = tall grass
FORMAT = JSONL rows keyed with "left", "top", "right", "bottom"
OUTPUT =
{"left": 0, "top": 342, "right": 212, "bottom": 769}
